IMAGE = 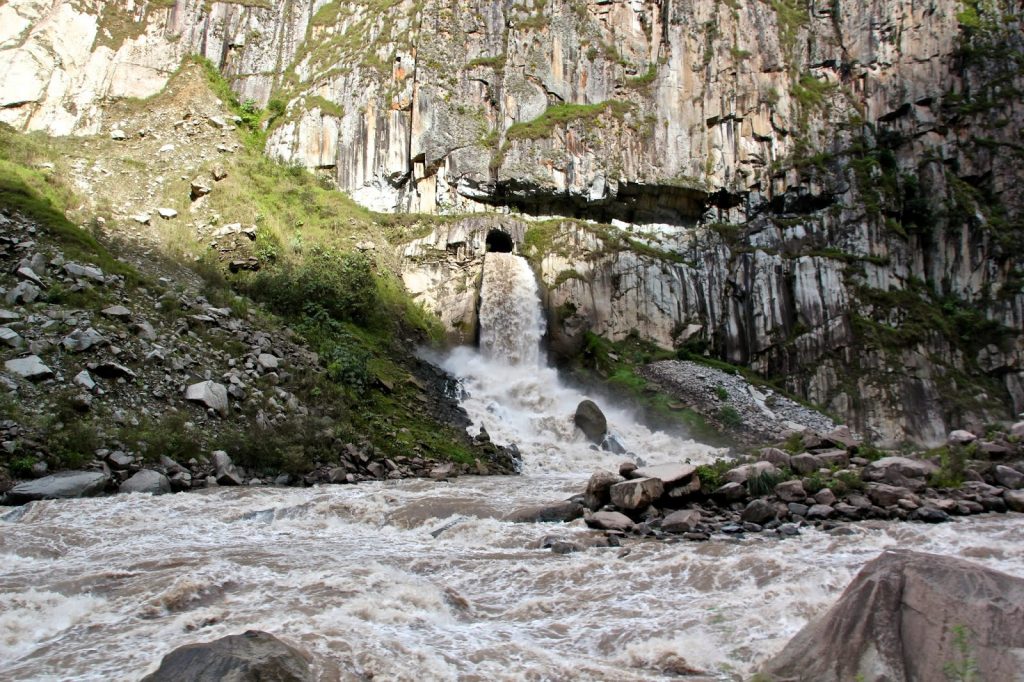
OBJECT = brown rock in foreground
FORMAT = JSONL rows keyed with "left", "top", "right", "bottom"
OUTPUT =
{"left": 141, "top": 630, "right": 312, "bottom": 682}
{"left": 758, "top": 550, "right": 1024, "bottom": 682}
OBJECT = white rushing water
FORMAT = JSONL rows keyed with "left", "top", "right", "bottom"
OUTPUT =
{"left": 3, "top": 252, "right": 1024, "bottom": 681}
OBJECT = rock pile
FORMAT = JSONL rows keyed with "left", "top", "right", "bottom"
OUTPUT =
{"left": 518, "top": 424, "right": 1024, "bottom": 549}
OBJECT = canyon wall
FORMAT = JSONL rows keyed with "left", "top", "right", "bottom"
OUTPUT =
{"left": 1, "top": 0, "right": 1022, "bottom": 444}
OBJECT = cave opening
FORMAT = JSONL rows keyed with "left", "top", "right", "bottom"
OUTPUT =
{"left": 485, "top": 229, "right": 514, "bottom": 253}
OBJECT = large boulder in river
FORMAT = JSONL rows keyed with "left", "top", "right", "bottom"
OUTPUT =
{"left": 609, "top": 477, "right": 664, "bottom": 510}
{"left": 4, "top": 471, "right": 108, "bottom": 504}
{"left": 503, "top": 500, "right": 584, "bottom": 523}
{"left": 584, "top": 469, "right": 623, "bottom": 510}
{"left": 573, "top": 400, "right": 607, "bottom": 444}
{"left": 119, "top": 470, "right": 171, "bottom": 495}
{"left": 141, "top": 630, "right": 313, "bottom": 682}
{"left": 758, "top": 549, "right": 1024, "bottom": 682}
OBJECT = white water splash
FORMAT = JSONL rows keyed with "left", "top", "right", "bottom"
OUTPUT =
{"left": 478, "top": 253, "right": 546, "bottom": 366}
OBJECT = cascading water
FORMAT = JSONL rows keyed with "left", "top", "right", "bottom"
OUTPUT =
{"left": 4, "top": 254, "right": 1024, "bottom": 681}
{"left": 445, "top": 252, "right": 716, "bottom": 473}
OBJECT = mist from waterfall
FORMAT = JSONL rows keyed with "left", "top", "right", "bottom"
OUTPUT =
{"left": 443, "top": 252, "right": 717, "bottom": 473}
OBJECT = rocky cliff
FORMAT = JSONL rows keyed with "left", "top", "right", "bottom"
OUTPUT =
{"left": 2, "top": 0, "right": 1022, "bottom": 444}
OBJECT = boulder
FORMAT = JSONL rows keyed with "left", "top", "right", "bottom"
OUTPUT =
{"left": 61, "top": 327, "right": 107, "bottom": 353}
{"left": 583, "top": 469, "right": 623, "bottom": 510}
{"left": 110, "top": 129, "right": 127, "bottom": 140}
{"left": 994, "top": 465, "right": 1023, "bottom": 490}
{"left": 806, "top": 504, "right": 834, "bottom": 520}
{"left": 5, "top": 471, "right": 108, "bottom": 504}
{"left": 724, "top": 461, "right": 780, "bottom": 485}
{"left": 63, "top": 263, "right": 105, "bottom": 282}
{"left": 600, "top": 433, "right": 627, "bottom": 454}
{"left": 101, "top": 305, "right": 132, "bottom": 319}
{"left": 119, "top": 470, "right": 172, "bottom": 495}
{"left": 789, "top": 453, "right": 823, "bottom": 475}
{"left": 1011, "top": 421, "right": 1024, "bottom": 438}
{"left": 813, "top": 489, "right": 837, "bottom": 506}
{"left": 504, "top": 500, "right": 584, "bottom": 523}
{"left": 948, "top": 429, "right": 977, "bottom": 445}
{"left": 661, "top": 509, "right": 701, "bottom": 533}
{"left": 865, "top": 483, "right": 917, "bottom": 508}
{"left": 585, "top": 510, "right": 634, "bottom": 532}
{"left": 1005, "top": 490, "right": 1024, "bottom": 513}
{"left": 157, "top": 208, "right": 178, "bottom": 219}
{"left": 824, "top": 425, "right": 858, "bottom": 448}
{"left": 759, "top": 447, "right": 791, "bottom": 468}
{"left": 863, "top": 456, "right": 939, "bottom": 491}
{"left": 185, "top": 381, "right": 229, "bottom": 417}
{"left": 712, "top": 481, "right": 746, "bottom": 502}
{"left": 609, "top": 477, "right": 664, "bottom": 510}
{"left": 4, "top": 355, "right": 53, "bottom": 381}
{"left": 211, "top": 450, "right": 243, "bottom": 486}
{"left": 141, "top": 630, "right": 312, "bottom": 682}
{"left": 0, "top": 327, "right": 23, "bottom": 348}
{"left": 633, "top": 463, "right": 697, "bottom": 488}
{"left": 774, "top": 480, "right": 807, "bottom": 503}
{"left": 573, "top": 400, "right": 607, "bottom": 444}
{"left": 191, "top": 177, "right": 212, "bottom": 199}
{"left": 5, "top": 281, "right": 40, "bottom": 304}
{"left": 813, "top": 449, "right": 849, "bottom": 468}
{"left": 257, "top": 353, "right": 279, "bottom": 371}
{"left": 740, "top": 499, "right": 777, "bottom": 525}
{"left": 759, "top": 550, "right": 1024, "bottom": 682}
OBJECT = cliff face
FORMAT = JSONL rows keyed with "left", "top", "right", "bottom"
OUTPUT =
{"left": 2, "top": 0, "right": 1023, "bottom": 444}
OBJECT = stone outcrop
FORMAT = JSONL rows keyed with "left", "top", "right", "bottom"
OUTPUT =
{"left": 2, "top": 0, "right": 1021, "bottom": 445}
{"left": 141, "top": 630, "right": 313, "bottom": 682}
{"left": 759, "top": 550, "right": 1024, "bottom": 682}
{"left": 5, "top": 470, "right": 108, "bottom": 503}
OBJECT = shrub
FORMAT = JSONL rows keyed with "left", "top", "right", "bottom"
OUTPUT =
{"left": 696, "top": 458, "right": 735, "bottom": 491}
{"left": 717, "top": 405, "right": 743, "bottom": 428}
{"left": 748, "top": 467, "right": 791, "bottom": 496}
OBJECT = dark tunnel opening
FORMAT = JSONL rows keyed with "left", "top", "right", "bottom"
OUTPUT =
{"left": 485, "top": 229, "right": 514, "bottom": 253}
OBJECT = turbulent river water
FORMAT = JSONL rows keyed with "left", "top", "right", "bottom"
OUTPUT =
{"left": 3, "top": 253, "right": 1024, "bottom": 681}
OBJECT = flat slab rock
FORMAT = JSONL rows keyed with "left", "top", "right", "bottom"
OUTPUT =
{"left": 4, "top": 355, "right": 53, "bottom": 381}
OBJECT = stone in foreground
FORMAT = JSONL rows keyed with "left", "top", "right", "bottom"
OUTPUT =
{"left": 141, "top": 630, "right": 312, "bottom": 682}
{"left": 759, "top": 550, "right": 1024, "bottom": 682}
{"left": 585, "top": 510, "right": 634, "bottom": 532}
{"left": 573, "top": 399, "right": 607, "bottom": 444}
{"left": 119, "top": 470, "right": 172, "bottom": 495}
{"left": 5, "top": 471, "right": 108, "bottom": 504}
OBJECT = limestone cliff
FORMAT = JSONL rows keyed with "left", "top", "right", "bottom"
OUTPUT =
{"left": 1, "top": 0, "right": 1022, "bottom": 444}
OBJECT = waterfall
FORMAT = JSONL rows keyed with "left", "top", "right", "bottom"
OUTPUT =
{"left": 478, "top": 253, "right": 546, "bottom": 366}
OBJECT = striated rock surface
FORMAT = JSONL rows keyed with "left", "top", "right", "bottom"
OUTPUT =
{"left": 759, "top": 549, "right": 1024, "bottom": 682}
{"left": 2, "top": 0, "right": 1022, "bottom": 445}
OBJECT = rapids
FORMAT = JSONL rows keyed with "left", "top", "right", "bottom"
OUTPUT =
{"left": 3, "top": 252, "right": 1024, "bottom": 680}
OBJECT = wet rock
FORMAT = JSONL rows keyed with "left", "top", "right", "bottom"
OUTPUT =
{"left": 5, "top": 471, "right": 108, "bottom": 504}
{"left": 585, "top": 510, "right": 634, "bottom": 532}
{"left": 1004, "top": 490, "right": 1024, "bottom": 513}
{"left": 777, "top": 523, "right": 800, "bottom": 536}
{"left": 994, "top": 465, "right": 1024, "bottom": 490}
{"left": 806, "top": 504, "right": 834, "bottom": 520}
{"left": 760, "top": 550, "right": 1024, "bottom": 682}
{"left": 211, "top": 450, "right": 243, "bottom": 486}
{"left": 141, "top": 630, "right": 313, "bottom": 682}
{"left": 549, "top": 541, "right": 581, "bottom": 555}
{"left": 609, "top": 477, "right": 664, "bottom": 510}
{"left": 185, "top": 380, "right": 229, "bottom": 417}
{"left": 774, "top": 480, "right": 807, "bottom": 502}
{"left": 912, "top": 506, "right": 950, "bottom": 523}
{"left": 120, "top": 470, "right": 172, "bottom": 495}
{"left": 4, "top": 355, "right": 53, "bottom": 381}
{"left": 583, "top": 469, "right": 623, "bottom": 510}
{"left": 504, "top": 500, "right": 584, "bottom": 523}
{"left": 741, "top": 499, "right": 777, "bottom": 525}
{"left": 661, "top": 509, "right": 701, "bottom": 533}
{"left": 573, "top": 399, "right": 607, "bottom": 444}
{"left": 600, "top": 433, "right": 627, "bottom": 454}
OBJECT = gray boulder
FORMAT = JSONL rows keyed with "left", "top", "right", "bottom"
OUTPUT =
{"left": 634, "top": 463, "right": 697, "bottom": 488}
{"left": 994, "top": 465, "right": 1023, "bottom": 490}
{"left": 211, "top": 450, "right": 243, "bottom": 486}
{"left": 583, "top": 469, "right": 623, "bottom": 510}
{"left": 5, "top": 281, "right": 40, "bottom": 304}
{"left": 4, "top": 355, "right": 53, "bottom": 381}
{"left": 5, "top": 471, "right": 108, "bottom": 504}
{"left": 609, "top": 477, "right": 664, "bottom": 510}
{"left": 789, "top": 453, "right": 823, "bottom": 475}
{"left": 585, "top": 510, "right": 634, "bottom": 532}
{"left": 503, "top": 500, "right": 584, "bottom": 523}
{"left": 725, "top": 461, "right": 780, "bottom": 485}
{"left": 866, "top": 483, "right": 917, "bottom": 508}
{"left": 741, "top": 499, "right": 777, "bottom": 525}
{"left": 661, "top": 509, "right": 702, "bottom": 533}
{"left": 774, "top": 480, "right": 807, "bottom": 502}
{"left": 0, "top": 327, "right": 23, "bottom": 348}
{"left": 62, "top": 327, "right": 108, "bottom": 353}
{"left": 759, "top": 550, "right": 1024, "bottom": 682}
{"left": 1005, "top": 490, "right": 1024, "bottom": 513}
{"left": 863, "top": 456, "right": 938, "bottom": 491}
{"left": 119, "top": 470, "right": 172, "bottom": 495}
{"left": 573, "top": 399, "right": 607, "bottom": 444}
{"left": 185, "top": 381, "right": 229, "bottom": 417}
{"left": 141, "top": 630, "right": 312, "bottom": 682}
{"left": 759, "top": 447, "right": 792, "bottom": 468}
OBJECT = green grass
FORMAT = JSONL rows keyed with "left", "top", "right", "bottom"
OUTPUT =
{"left": 505, "top": 101, "right": 631, "bottom": 142}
